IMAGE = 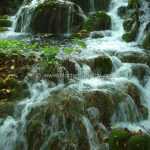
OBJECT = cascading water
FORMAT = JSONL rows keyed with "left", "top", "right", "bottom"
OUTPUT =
{"left": 136, "top": 0, "right": 150, "bottom": 44}
{"left": 0, "top": 0, "right": 150, "bottom": 149}
{"left": 12, "top": 0, "right": 45, "bottom": 33}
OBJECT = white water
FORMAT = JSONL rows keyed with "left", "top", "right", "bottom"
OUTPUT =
{"left": 0, "top": 0, "right": 150, "bottom": 149}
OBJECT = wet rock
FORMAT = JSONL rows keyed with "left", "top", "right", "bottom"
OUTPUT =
{"left": 131, "top": 64, "right": 150, "bottom": 84}
{"left": 31, "top": 1, "right": 85, "bottom": 34}
{"left": 128, "top": 134, "right": 150, "bottom": 150}
{"left": 61, "top": 59, "right": 77, "bottom": 75}
{"left": 80, "top": 54, "right": 113, "bottom": 75}
{"left": 90, "top": 31, "right": 104, "bottom": 39}
{"left": 142, "top": 32, "right": 150, "bottom": 51}
{"left": 109, "top": 129, "right": 131, "bottom": 150}
{"left": 71, "top": 30, "right": 89, "bottom": 38}
{"left": 0, "top": 19, "right": 12, "bottom": 27}
{"left": 0, "top": 102, "right": 15, "bottom": 118}
{"left": 83, "top": 89, "right": 126, "bottom": 124}
{"left": 118, "top": 51, "right": 150, "bottom": 67}
{"left": 117, "top": 6, "right": 127, "bottom": 18}
{"left": 122, "top": 21, "right": 140, "bottom": 42}
{"left": 83, "top": 11, "right": 111, "bottom": 31}
{"left": 109, "top": 129, "right": 150, "bottom": 150}
{"left": 69, "top": 0, "right": 111, "bottom": 13}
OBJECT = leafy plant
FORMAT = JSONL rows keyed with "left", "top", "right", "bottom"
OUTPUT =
{"left": 73, "top": 38, "right": 86, "bottom": 48}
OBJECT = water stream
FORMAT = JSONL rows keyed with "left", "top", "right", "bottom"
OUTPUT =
{"left": 0, "top": 0, "right": 150, "bottom": 149}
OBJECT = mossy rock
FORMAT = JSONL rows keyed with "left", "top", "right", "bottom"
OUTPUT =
{"left": 83, "top": 11, "right": 111, "bottom": 31}
{"left": 0, "top": 102, "right": 15, "bottom": 118}
{"left": 128, "top": 0, "right": 140, "bottom": 9}
{"left": 142, "top": 32, "right": 150, "bottom": 50}
{"left": 0, "top": 27, "right": 8, "bottom": 32}
{"left": 0, "top": 19, "right": 12, "bottom": 27}
{"left": 71, "top": 30, "right": 89, "bottom": 38}
{"left": 123, "top": 18, "right": 135, "bottom": 32}
{"left": 30, "top": 1, "right": 85, "bottom": 34}
{"left": 84, "top": 54, "right": 113, "bottom": 75}
{"left": 122, "top": 22, "right": 140, "bottom": 42}
{"left": 118, "top": 51, "right": 150, "bottom": 67}
{"left": 0, "top": 15, "right": 8, "bottom": 19}
{"left": 128, "top": 134, "right": 150, "bottom": 150}
{"left": 109, "top": 130, "right": 132, "bottom": 150}
{"left": 69, "top": 0, "right": 111, "bottom": 13}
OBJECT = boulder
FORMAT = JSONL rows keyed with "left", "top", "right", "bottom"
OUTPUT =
{"left": 69, "top": 0, "right": 111, "bottom": 13}
{"left": 83, "top": 11, "right": 111, "bottom": 31}
{"left": 142, "top": 32, "right": 150, "bottom": 51}
{"left": 31, "top": 1, "right": 85, "bottom": 34}
{"left": 118, "top": 51, "right": 150, "bottom": 67}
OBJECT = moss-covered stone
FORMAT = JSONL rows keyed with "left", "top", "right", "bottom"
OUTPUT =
{"left": 83, "top": 11, "right": 111, "bottom": 31}
{"left": 128, "top": 134, "right": 150, "bottom": 150}
{"left": 118, "top": 51, "right": 150, "bottom": 67}
{"left": 0, "top": 19, "right": 12, "bottom": 27}
{"left": 142, "top": 32, "right": 150, "bottom": 50}
{"left": 69, "top": 0, "right": 111, "bottom": 13}
{"left": 0, "top": 27, "right": 8, "bottom": 32}
{"left": 122, "top": 22, "right": 140, "bottom": 42}
{"left": 80, "top": 54, "right": 113, "bottom": 75}
{"left": 109, "top": 130, "right": 131, "bottom": 150}
{"left": 30, "top": 1, "right": 85, "bottom": 34}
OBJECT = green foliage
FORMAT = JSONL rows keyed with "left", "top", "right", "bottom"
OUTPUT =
{"left": 73, "top": 39, "right": 86, "bottom": 48}
{"left": 41, "top": 46, "right": 59, "bottom": 65}
{"left": 0, "top": 40, "right": 38, "bottom": 54}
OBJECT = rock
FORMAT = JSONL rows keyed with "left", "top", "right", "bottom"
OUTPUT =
{"left": 83, "top": 89, "right": 127, "bottom": 124}
{"left": 122, "top": 22, "right": 140, "bottom": 42}
{"left": 109, "top": 129, "right": 131, "bottom": 150}
{"left": 118, "top": 51, "right": 150, "bottom": 67}
{"left": 117, "top": 6, "right": 127, "bottom": 18}
{"left": 71, "top": 30, "right": 89, "bottom": 38}
{"left": 81, "top": 54, "right": 113, "bottom": 75}
{"left": 142, "top": 32, "right": 150, "bottom": 50}
{"left": 69, "top": 0, "right": 111, "bottom": 13}
{"left": 128, "top": 134, "right": 150, "bottom": 150}
{"left": 31, "top": 1, "right": 85, "bottom": 34}
{"left": 90, "top": 31, "right": 104, "bottom": 38}
{"left": 0, "top": 19, "right": 12, "bottom": 27}
{"left": 123, "top": 18, "right": 135, "bottom": 32}
{"left": 0, "top": 102, "right": 15, "bottom": 118}
{"left": 0, "top": 27, "right": 8, "bottom": 32}
{"left": 83, "top": 11, "right": 111, "bottom": 31}
{"left": 61, "top": 59, "right": 77, "bottom": 75}
{"left": 131, "top": 64, "right": 150, "bottom": 84}
{"left": 109, "top": 129, "right": 150, "bottom": 150}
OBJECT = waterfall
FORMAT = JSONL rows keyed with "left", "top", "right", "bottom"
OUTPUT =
{"left": 89, "top": 0, "right": 95, "bottom": 12}
{"left": 0, "top": 80, "right": 56, "bottom": 149}
{"left": 82, "top": 116, "right": 100, "bottom": 150}
{"left": 136, "top": 0, "right": 150, "bottom": 44}
{"left": 11, "top": 0, "right": 45, "bottom": 33}
{"left": 1, "top": 0, "right": 150, "bottom": 149}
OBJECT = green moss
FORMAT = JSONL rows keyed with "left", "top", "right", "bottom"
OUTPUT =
{"left": 83, "top": 11, "right": 111, "bottom": 31}
{"left": 0, "top": 27, "right": 8, "bottom": 32}
{"left": 142, "top": 32, "right": 150, "bottom": 50}
{"left": 109, "top": 130, "right": 131, "bottom": 150}
{"left": 0, "top": 15, "right": 8, "bottom": 19}
{"left": 122, "top": 22, "right": 139, "bottom": 42}
{"left": 128, "top": 134, "right": 150, "bottom": 150}
{"left": 128, "top": 0, "right": 140, "bottom": 9}
{"left": 123, "top": 18, "right": 135, "bottom": 32}
{"left": 0, "top": 19, "right": 12, "bottom": 27}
